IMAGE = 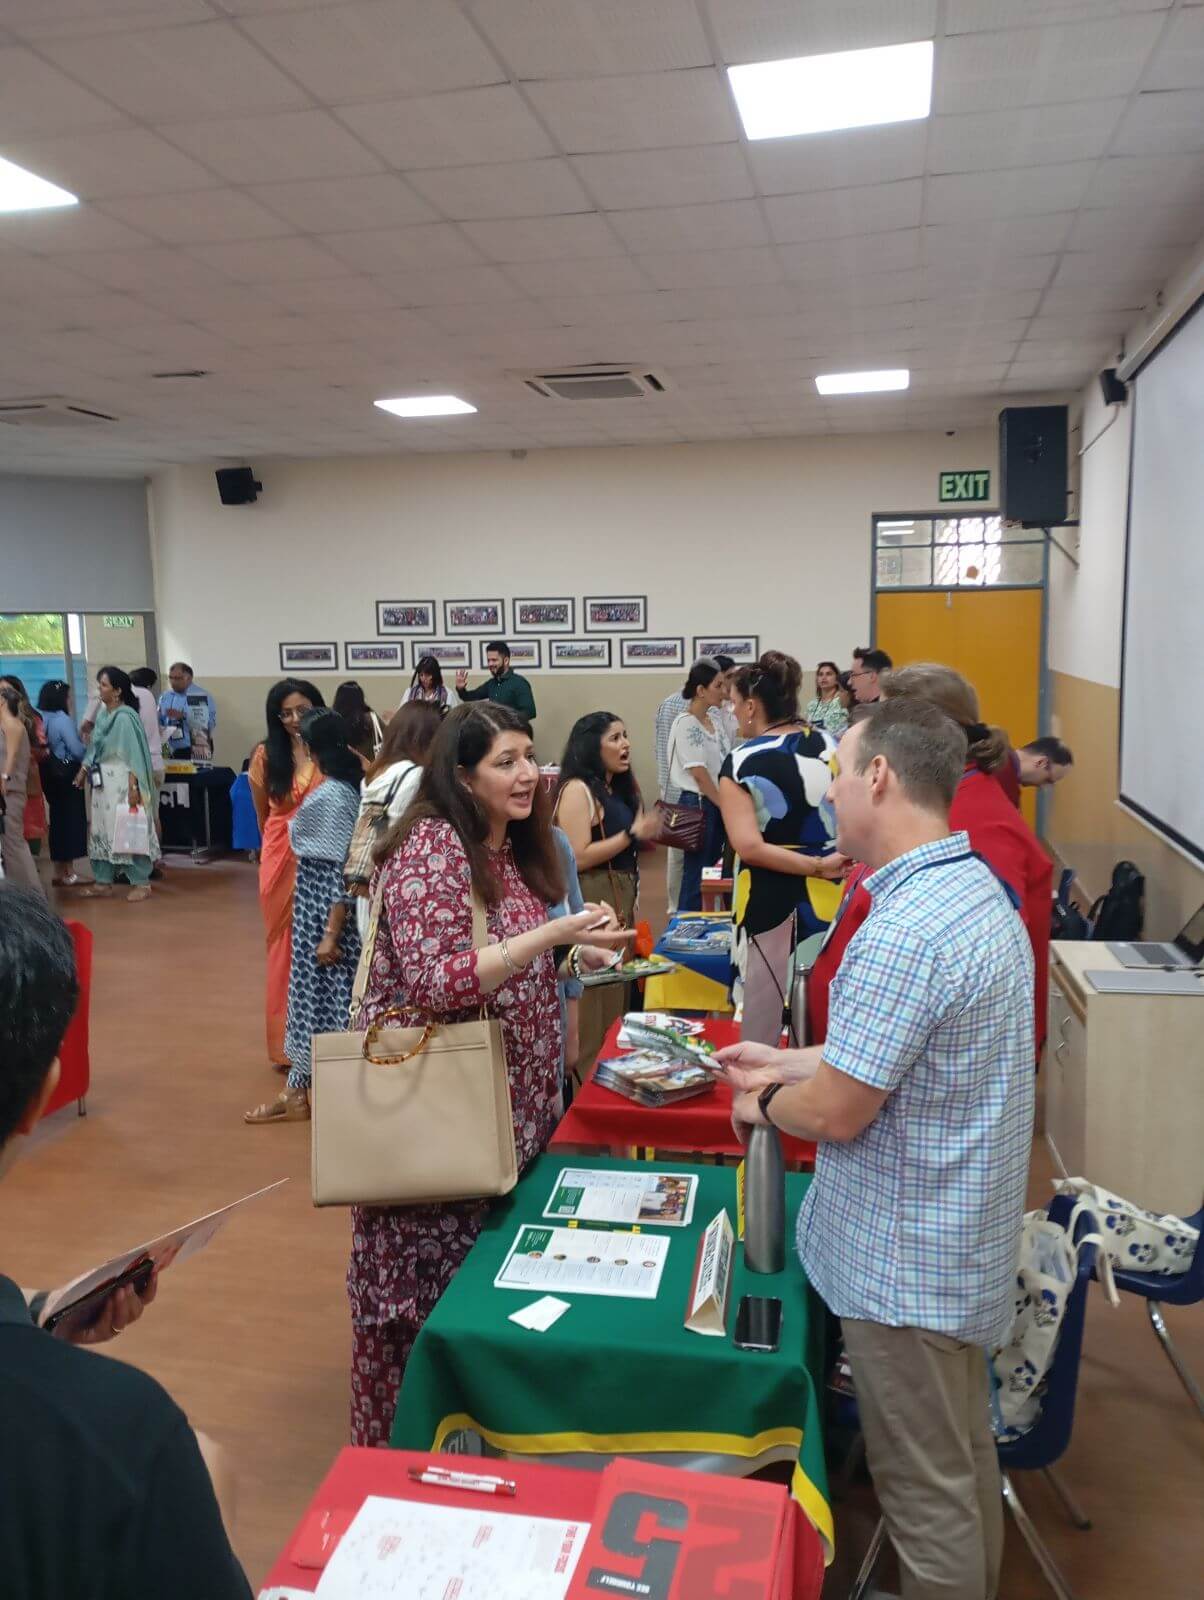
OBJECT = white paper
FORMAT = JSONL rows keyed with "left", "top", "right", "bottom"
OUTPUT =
{"left": 495, "top": 1225, "right": 669, "bottom": 1300}
{"left": 543, "top": 1167, "right": 698, "bottom": 1228}
{"left": 314, "top": 1495, "right": 589, "bottom": 1600}
{"left": 509, "top": 1295, "right": 571, "bottom": 1332}
{"left": 618, "top": 1012, "right": 704, "bottom": 1045}
{"left": 685, "top": 1209, "right": 735, "bottom": 1337}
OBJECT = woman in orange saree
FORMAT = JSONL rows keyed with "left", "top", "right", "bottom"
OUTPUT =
{"left": 248, "top": 679, "right": 324, "bottom": 1066}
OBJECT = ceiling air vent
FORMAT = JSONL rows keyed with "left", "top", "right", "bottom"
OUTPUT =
{"left": 522, "top": 367, "right": 669, "bottom": 401}
{"left": 0, "top": 397, "right": 117, "bottom": 429}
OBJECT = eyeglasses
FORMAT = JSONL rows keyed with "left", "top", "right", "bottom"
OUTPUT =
{"left": 279, "top": 707, "right": 308, "bottom": 722}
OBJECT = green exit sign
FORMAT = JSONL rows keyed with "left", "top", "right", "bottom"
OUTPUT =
{"left": 103, "top": 614, "right": 136, "bottom": 629}
{"left": 939, "top": 470, "right": 991, "bottom": 503}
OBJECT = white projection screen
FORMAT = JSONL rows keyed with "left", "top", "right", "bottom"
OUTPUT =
{"left": 1119, "top": 294, "right": 1204, "bottom": 864}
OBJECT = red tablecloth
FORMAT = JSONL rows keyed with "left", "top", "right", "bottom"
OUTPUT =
{"left": 260, "top": 1447, "right": 823, "bottom": 1600}
{"left": 551, "top": 1017, "right": 815, "bottom": 1166}
{"left": 41, "top": 919, "right": 90, "bottom": 1119}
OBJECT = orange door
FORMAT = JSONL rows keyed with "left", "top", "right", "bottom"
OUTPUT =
{"left": 876, "top": 588, "right": 1043, "bottom": 826}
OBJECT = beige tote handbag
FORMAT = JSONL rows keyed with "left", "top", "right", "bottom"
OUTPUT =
{"left": 310, "top": 885, "right": 518, "bottom": 1208}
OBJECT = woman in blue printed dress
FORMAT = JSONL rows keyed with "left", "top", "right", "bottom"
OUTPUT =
{"left": 245, "top": 708, "right": 362, "bottom": 1124}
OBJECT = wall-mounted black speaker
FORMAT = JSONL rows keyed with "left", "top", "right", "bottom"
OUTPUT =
{"left": 999, "top": 405, "right": 1068, "bottom": 526}
{"left": 1099, "top": 367, "right": 1128, "bottom": 406}
{"left": 215, "top": 466, "right": 262, "bottom": 505}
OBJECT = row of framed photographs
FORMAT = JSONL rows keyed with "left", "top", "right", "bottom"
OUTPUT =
{"left": 280, "top": 635, "right": 761, "bottom": 674}
{"left": 375, "top": 596, "right": 648, "bottom": 637}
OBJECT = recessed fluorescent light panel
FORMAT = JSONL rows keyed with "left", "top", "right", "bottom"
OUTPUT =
{"left": 729, "top": 40, "right": 934, "bottom": 141}
{"left": 0, "top": 156, "right": 79, "bottom": 213}
{"left": 816, "top": 369, "right": 910, "bottom": 396}
{"left": 374, "top": 395, "right": 477, "bottom": 418}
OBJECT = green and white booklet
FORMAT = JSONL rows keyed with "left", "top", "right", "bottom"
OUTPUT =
{"left": 543, "top": 1166, "right": 698, "bottom": 1228}
{"left": 495, "top": 1225, "right": 670, "bottom": 1299}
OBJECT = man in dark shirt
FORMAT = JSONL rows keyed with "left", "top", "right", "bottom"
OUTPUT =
{"left": 848, "top": 646, "right": 893, "bottom": 705}
{"left": 0, "top": 884, "right": 251, "bottom": 1600}
{"left": 455, "top": 640, "right": 537, "bottom": 721}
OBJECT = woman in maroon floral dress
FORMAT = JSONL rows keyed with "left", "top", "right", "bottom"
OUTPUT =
{"left": 349, "top": 702, "right": 631, "bottom": 1445}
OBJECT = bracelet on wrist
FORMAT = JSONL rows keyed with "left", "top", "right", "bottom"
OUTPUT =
{"left": 757, "top": 1082, "right": 785, "bottom": 1124}
{"left": 568, "top": 945, "right": 584, "bottom": 981}
{"left": 499, "top": 936, "right": 519, "bottom": 977}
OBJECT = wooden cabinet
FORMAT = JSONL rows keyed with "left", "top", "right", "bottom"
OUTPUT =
{"left": 1042, "top": 943, "right": 1204, "bottom": 1217}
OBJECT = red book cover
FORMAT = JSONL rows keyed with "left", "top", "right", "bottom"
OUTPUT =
{"left": 568, "top": 1458, "right": 791, "bottom": 1600}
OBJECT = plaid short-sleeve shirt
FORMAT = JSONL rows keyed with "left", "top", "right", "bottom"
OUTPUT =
{"left": 796, "top": 831, "right": 1034, "bottom": 1347}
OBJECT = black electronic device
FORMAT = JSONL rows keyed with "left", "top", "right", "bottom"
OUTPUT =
{"left": 998, "top": 404, "right": 1069, "bottom": 526}
{"left": 215, "top": 466, "right": 262, "bottom": 505}
{"left": 43, "top": 1256, "right": 155, "bottom": 1337}
{"left": 733, "top": 1294, "right": 782, "bottom": 1353}
{"left": 1099, "top": 367, "right": 1128, "bottom": 406}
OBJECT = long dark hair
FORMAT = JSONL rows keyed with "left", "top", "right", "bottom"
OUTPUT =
{"left": 332, "top": 680, "right": 375, "bottom": 750}
{"left": 0, "top": 675, "right": 38, "bottom": 736}
{"left": 378, "top": 703, "right": 563, "bottom": 908}
{"left": 410, "top": 655, "right": 444, "bottom": 691}
{"left": 263, "top": 678, "right": 325, "bottom": 800}
{"left": 366, "top": 700, "right": 442, "bottom": 783}
{"left": 731, "top": 650, "right": 803, "bottom": 725}
{"left": 815, "top": 660, "right": 841, "bottom": 696}
{"left": 97, "top": 665, "right": 138, "bottom": 712}
{"left": 37, "top": 680, "right": 72, "bottom": 715}
{"left": 298, "top": 708, "right": 362, "bottom": 790}
{"left": 557, "top": 711, "right": 641, "bottom": 813}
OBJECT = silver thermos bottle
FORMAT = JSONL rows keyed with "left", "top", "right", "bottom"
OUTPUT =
{"left": 744, "top": 957, "right": 811, "bottom": 1275}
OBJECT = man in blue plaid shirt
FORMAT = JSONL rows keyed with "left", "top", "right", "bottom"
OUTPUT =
{"left": 718, "top": 698, "right": 1033, "bottom": 1600}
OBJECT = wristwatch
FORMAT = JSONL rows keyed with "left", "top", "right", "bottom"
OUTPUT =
{"left": 757, "top": 1082, "right": 784, "bottom": 1124}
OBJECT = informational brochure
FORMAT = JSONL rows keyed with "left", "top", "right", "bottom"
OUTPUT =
{"left": 543, "top": 1167, "right": 698, "bottom": 1229}
{"left": 684, "top": 1209, "right": 735, "bottom": 1338}
{"left": 314, "top": 1495, "right": 590, "bottom": 1600}
{"left": 494, "top": 1225, "right": 670, "bottom": 1300}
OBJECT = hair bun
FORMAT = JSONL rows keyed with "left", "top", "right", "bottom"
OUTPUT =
{"left": 758, "top": 649, "right": 802, "bottom": 700}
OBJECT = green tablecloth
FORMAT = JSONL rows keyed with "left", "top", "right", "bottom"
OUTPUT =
{"left": 390, "top": 1153, "right": 833, "bottom": 1556}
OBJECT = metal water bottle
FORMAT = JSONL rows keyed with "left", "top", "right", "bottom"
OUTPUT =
{"left": 744, "top": 1122, "right": 786, "bottom": 1274}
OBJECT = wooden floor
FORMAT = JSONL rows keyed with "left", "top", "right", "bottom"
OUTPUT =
{"left": 7, "top": 857, "right": 1202, "bottom": 1594}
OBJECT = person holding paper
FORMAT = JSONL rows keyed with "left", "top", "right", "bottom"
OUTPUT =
{"left": 716, "top": 699, "right": 1033, "bottom": 1600}
{"left": 0, "top": 884, "right": 251, "bottom": 1600}
{"left": 76, "top": 666, "right": 160, "bottom": 902}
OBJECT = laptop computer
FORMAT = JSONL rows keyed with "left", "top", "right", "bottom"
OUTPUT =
{"left": 1108, "top": 900, "right": 1204, "bottom": 969}
{"left": 1086, "top": 969, "right": 1204, "bottom": 997}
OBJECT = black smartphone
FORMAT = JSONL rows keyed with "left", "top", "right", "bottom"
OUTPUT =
{"left": 733, "top": 1294, "right": 782, "bottom": 1353}
{"left": 43, "top": 1256, "right": 155, "bottom": 1338}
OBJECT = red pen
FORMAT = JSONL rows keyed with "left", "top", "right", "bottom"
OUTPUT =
{"left": 407, "top": 1467, "right": 517, "bottom": 1497}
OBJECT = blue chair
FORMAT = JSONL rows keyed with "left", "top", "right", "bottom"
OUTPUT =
{"left": 849, "top": 1194, "right": 1099, "bottom": 1600}
{"left": 1103, "top": 1198, "right": 1204, "bottom": 1422}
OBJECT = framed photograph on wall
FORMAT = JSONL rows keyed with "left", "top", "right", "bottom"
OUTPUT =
{"left": 549, "top": 638, "right": 612, "bottom": 670}
{"left": 692, "top": 634, "right": 759, "bottom": 665}
{"left": 376, "top": 600, "right": 435, "bottom": 636}
{"left": 444, "top": 598, "right": 505, "bottom": 634}
{"left": 584, "top": 595, "right": 646, "bottom": 633}
{"left": 345, "top": 641, "right": 404, "bottom": 671}
{"left": 412, "top": 639, "right": 472, "bottom": 671}
{"left": 280, "top": 641, "right": 337, "bottom": 672}
{"left": 481, "top": 637, "right": 541, "bottom": 670}
{"left": 514, "top": 597, "right": 575, "bottom": 634}
{"left": 620, "top": 637, "right": 684, "bottom": 670}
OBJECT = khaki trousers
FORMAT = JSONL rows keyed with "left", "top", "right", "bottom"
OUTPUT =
{"left": 842, "top": 1319, "right": 1003, "bottom": 1600}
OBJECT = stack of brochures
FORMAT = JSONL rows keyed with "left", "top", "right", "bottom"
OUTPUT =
{"left": 595, "top": 1049, "right": 716, "bottom": 1106}
{"left": 660, "top": 917, "right": 733, "bottom": 956}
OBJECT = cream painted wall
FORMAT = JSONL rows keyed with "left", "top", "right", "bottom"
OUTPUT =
{"left": 150, "top": 428, "right": 996, "bottom": 766}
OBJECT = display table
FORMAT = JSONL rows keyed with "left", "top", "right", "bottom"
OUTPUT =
{"left": 41, "top": 919, "right": 90, "bottom": 1119}
{"left": 259, "top": 1446, "right": 824, "bottom": 1599}
{"left": 158, "top": 766, "right": 236, "bottom": 854}
{"left": 390, "top": 1154, "right": 833, "bottom": 1558}
{"left": 552, "top": 1017, "right": 815, "bottom": 1166}
{"left": 646, "top": 912, "right": 734, "bottom": 1014}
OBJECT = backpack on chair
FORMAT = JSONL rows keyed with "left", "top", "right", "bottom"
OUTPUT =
{"left": 1087, "top": 860, "right": 1145, "bottom": 942}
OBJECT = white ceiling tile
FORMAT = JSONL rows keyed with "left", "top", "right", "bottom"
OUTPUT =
{"left": 98, "top": 189, "right": 292, "bottom": 245}
{"left": 929, "top": 99, "right": 1126, "bottom": 174}
{"left": 1084, "top": 151, "right": 1204, "bottom": 207}
{"left": 637, "top": 246, "right": 783, "bottom": 289}
{"left": 418, "top": 297, "right": 559, "bottom": 337}
{"left": 38, "top": 20, "right": 309, "bottom": 122}
{"left": 320, "top": 223, "right": 483, "bottom": 273}
{"left": 1143, "top": 7, "right": 1204, "bottom": 90}
{"left": 469, "top": 0, "right": 711, "bottom": 76}
{"left": 0, "top": 46, "right": 128, "bottom": 139}
{"left": 241, "top": 0, "right": 503, "bottom": 101}
{"left": 766, "top": 180, "right": 923, "bottom": 243}
{"left": 1111, "top": 90, "right": 1204, "bottom": 156}
{"left": 370, "top": 264, "right": 528, "bottom": 306}
{"left": 0, "top": 206, "right": 157, "bottom": 255}
{"left": 1039, "top": 283, "right": 1152, "bottom": 314}
{"left": 407, "top": 158, "right": 591, "bottom": 221}
{"left": 188, "top": 235, "right": 350, "bottom": 282}
{"left": 946, "top": 2, "right": 1171, "bottom": 36}
{"left": 166, "top": 110, "right": 383, "bottom": 183}
{"left": 747, "top": 122, "right": 928, "bottom": 195}
{"left": 526, "top": 68, "right": 737, "bottom": 153}
{"left": 0, "top": 0, "right": 215, "bottom": 40}
{"left": 1066, "top": 202, "right": 1201, "bottom": 249}
{"left": 501, "top": 255, "right": 651, "bottom": 297}
{"left": 924, "top": 214, "right": 1074, "bottom": 259}
{"left": 0, "top": 128, "right": 218, "bottom": 201}
{"left": 458, "top": 211, "right": 622, "bottom": 262}
{"left": 50, "top": 245, "right": 234, "bottom": 293}
{"left": 608, "top": 198, "right": 768, "bottom": 254}
{"left": 1051, "top": 244, "right": 1181, "bottom": 284}
{"left": 338, "top": 85, "right": 554, "bottom": 169}
{"left": 248, "top": 174, "right": 436, "bottom": 233}
{"left": 0, "top": 252, "right": 98, "bottom": 302}
{"left": 572, "top": 144, "right": 753, "bottom": 210}
{"left": 778, "top": 229, "right": 924, "bottom": 281}
{"left": 263, "top": 276, "right": 402, "bottom": 313}
{"left": 927, "top": 162, "right": 1095, "bottom": 221}
{"left": 935, "top": 14, "right": 1166, "bottom": 113}
{"left": 707, "top": 0, "right": 936, "bottom": 63}
{"left": 137, "top": 281, "right": 282, "bottom": 320}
